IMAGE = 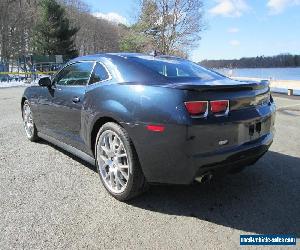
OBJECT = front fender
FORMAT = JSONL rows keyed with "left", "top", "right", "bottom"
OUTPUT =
{"left": 21, "top": 87, "right": 40, "bottom": 120}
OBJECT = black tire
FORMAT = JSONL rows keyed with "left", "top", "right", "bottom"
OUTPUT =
{"left": 22, "top": 100, "right": 39, "bottom": 142}
{"left": 95, "top": 122, "right": 148, "bottom": 201}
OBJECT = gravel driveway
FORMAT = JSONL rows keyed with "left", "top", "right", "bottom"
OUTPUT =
{"left": 0, "top": 87, "right": 299, "bottom": 249}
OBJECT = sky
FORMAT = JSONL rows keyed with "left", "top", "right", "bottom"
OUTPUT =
{"left": 84, "top": 0, "right": 300, "bottom": 62}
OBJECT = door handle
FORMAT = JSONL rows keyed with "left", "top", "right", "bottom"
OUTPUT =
{"left": 72, "top": 97, "right": 80, "bottom": 103}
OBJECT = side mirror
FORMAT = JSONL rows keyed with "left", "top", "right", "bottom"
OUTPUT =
{"left": 38, "top": 77, "right": 52, "bottom": 87}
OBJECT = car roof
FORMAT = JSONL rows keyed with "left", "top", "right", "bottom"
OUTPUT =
{"left": 68, "top": 53, "right": 174, "bottom": 84}
{"left": 70, "top": 53, "right": 184, "bottom": 63}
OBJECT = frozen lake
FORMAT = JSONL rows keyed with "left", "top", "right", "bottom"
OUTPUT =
{"left": 215, "top": 67, "right": 300, "bottom": 81}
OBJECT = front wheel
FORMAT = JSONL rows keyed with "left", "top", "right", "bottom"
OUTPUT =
{"left": 22, "top": 100, "right": 39, "bottom": 142}
{"left": 95, "top": 122, "right": 148, "bottom": 201}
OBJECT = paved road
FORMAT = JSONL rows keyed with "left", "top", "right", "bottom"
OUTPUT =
{"left": 0, "top": 87, "right": 299, "bottom": 249}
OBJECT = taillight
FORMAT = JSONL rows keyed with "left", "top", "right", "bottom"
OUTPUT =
{"left": 184, "top": 101, "right": 208, "bottom": 117}
{"left": 210, "top": 100, "right": 229, "bottom": 116}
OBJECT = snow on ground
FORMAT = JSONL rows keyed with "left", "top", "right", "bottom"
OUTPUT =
{"left": 0, "top": 80, "right": 38, "bottom": 88}
{"left": 271, "top": 87, "right": 300, "bottom": 96}
{"left": 233, "top": 77, "right": 300, "bottom": 96}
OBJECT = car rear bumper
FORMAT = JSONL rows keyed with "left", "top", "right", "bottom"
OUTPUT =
{"left": 193, "top": 133, "right": 273, "bottom": 178}
{"left": 124, "top": 103, "right": 276, "bottom": 184}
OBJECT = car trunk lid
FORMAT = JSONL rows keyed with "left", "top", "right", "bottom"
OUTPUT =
{"left": 162, "top": 77, "right": 271, "bottom": 112}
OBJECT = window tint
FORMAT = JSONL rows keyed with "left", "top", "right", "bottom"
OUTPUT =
{"left": 54, "top": 62, "right": 94, "bottom": 86}
{"left": 89, "top": 62, "right": 110, "bottom": 84}
{"left": 128, "top": 56, "right": 223, "bottom": 81}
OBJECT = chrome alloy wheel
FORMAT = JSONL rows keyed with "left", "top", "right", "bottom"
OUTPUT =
{"left": 23, "top": 103, "right": 34, "bottom": 138}
{"left": 97, "top": 130, "right": 130, "bottom": 194}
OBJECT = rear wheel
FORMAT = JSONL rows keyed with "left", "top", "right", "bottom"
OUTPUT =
{"left": 95, "top": 122, "right": 148, "bottom": 201}
{"left": 22, "top": 100, "right": 39, "bottom": 142}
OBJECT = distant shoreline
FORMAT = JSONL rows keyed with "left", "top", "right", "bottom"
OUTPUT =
{"left": 200, "top": 54, "right": 300, "bottom": 69}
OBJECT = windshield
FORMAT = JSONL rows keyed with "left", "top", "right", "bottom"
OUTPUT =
{"left": 127, "top": 56, "right": 224, "bottom": 81}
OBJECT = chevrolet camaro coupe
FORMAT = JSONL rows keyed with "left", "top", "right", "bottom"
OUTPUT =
{"left": 21, "top": 53, "right": 276, "bottom": 200}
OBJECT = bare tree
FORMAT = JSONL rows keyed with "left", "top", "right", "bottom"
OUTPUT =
{"left": 71, "top": 12, "right": 121, "bottom": 55}
{"left": 0, "top": 0, "right": 124, "bottom": 67}
{"left": 0, "top": 0, "right": 39, "bottom": 66}
{"left": 137, "top": 0, "right": 205, "bottom": 56}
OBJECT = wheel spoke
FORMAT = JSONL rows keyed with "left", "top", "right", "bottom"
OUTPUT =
{"left": 115, "top": 176, "right": 122, "bottom": 190}
{"left": 111, "top": 136, "right": 118, "bottom": 151}
{"left": 116, "top": 175, "right": 125, "bottom": 188}
{"left": 118, "top": 164, "right": 129, "bottom": 169}
{"left": 116, "top": 153, "right": 126, "bottom": 158}
{"left": 101, "top": 145, "right": 110, "bottom": 155}
{"left": 117, "top": 143, "right": 124, "bottom": 154}
{"left": 119, "top": 169, "right": 128, "bottom": 181}
{"left": 99, "top": 154, "right": 109, "bottom": 164}
{"left": 104, "top": 136, "right": 110, "bottom": 151}
{"left": 109, "top": 171, "right": 114, "bottom": 186}
{"left": 108, "top": 134, "right": 114, "bottom": 150}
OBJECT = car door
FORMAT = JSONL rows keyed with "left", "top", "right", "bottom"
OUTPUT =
{"left": 38, "top": 61, "right": 95, "bottom": 151}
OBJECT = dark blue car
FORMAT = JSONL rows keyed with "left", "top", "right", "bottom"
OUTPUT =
{"left": 21, "top": 53, "right": 276, "bottom": 200}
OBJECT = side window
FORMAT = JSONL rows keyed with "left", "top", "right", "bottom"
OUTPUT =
{"left": 53, "top": 62, "right": 94, "bottom": 86}
{"left": 89, "top": 62, "right": 110, "bottom": 84}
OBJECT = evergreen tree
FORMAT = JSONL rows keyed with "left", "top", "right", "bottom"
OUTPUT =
{"left": 32, "top": 0, "right": 79, "bottom": 58}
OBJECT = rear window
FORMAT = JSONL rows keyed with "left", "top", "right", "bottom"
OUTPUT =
{"left": 127, "top": 56, "right": 223, "bottom": 81}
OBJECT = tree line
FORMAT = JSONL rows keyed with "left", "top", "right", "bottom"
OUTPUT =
{"left": 0, "top": 0, "right": 205, "bottom": 67}
{"left": 0, "top": 0, "right": 125, "bottom": 64}
{"left": 201, "top": 54, "right": 300, "bottom": 69}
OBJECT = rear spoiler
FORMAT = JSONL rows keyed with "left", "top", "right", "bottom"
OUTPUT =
{"left": 163, "top": 80, "right": 270, "bottom": 93}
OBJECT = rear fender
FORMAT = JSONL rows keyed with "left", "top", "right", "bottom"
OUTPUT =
{"left": 83, "top": 99, "right": 133, "bottom": 155}
{"left": 82, "top": 84, "right": 187, "bottom": 156}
